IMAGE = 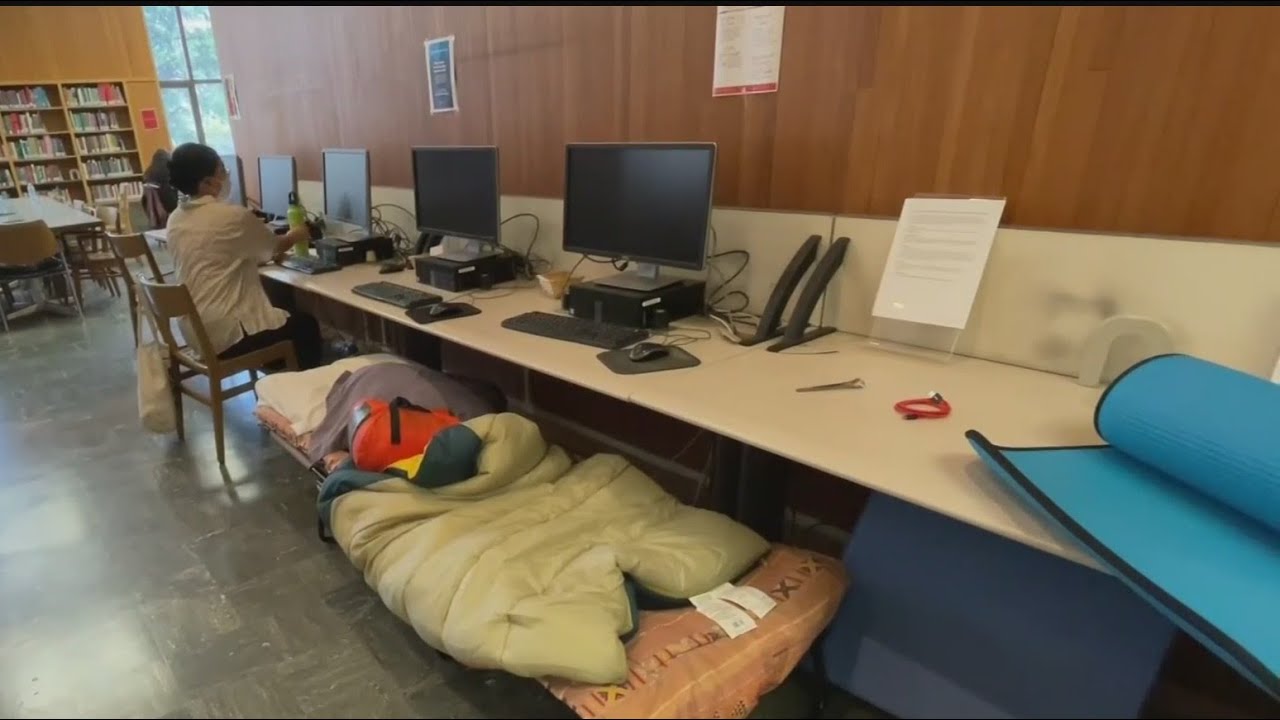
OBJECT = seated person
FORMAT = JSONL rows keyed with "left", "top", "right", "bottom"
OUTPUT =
{"left": 142, "top": 149, "right": 178, "bottom": 226}
{"left": 165, "top": 142, "right": 323, "bottom": 369}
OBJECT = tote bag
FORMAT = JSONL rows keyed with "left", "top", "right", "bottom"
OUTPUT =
{"left": 136, "top": 301, "right": 176, "bottom": 433}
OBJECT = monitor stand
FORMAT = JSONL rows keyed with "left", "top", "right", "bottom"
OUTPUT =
{"left": 595, "top": 263, "right": 678, "bottom": 292}
{"left": 436, "top": 236, "right": 500, "bottom": 263}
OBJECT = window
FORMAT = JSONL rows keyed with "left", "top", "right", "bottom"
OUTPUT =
{"left": 143, "top": 6, "right": 235, "bottom": 154}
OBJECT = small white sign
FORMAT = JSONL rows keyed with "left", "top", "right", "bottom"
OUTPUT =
{"left": 712, "top": 6, "right": 785, "bottom": 97}
{"left": 871, "top": 197, "right": 1006, "bottom": 330}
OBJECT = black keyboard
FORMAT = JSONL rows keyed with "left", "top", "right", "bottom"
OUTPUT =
{"left": 501, "top": 311, "right": 648, "bottom": 350}
{"left": 352, "top": 281, "right": 442, "bottom": 309}
{"left": 280, "top": 256, "right": 340, "bottom": 275}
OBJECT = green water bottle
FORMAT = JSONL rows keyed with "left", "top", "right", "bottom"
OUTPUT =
{"left": 287, "top": 191, "right": 308, "bottom": 256}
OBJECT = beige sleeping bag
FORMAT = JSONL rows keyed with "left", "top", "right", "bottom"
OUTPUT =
{"left": 322, "top": 413, "right": 770, "bottom": 684}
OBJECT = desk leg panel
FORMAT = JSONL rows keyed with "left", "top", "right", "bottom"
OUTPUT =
{"left": 737, "top": 445, "right": 790, "bottom": 541}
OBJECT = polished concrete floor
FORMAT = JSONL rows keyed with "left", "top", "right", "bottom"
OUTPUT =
{"left": 0, "top": 294, "right": 577, "bottom": 718}
{"left": 0, "top": 288, "right": 874, "bottom": 719}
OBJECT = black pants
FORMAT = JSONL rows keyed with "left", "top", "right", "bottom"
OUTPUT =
{"left": 219, "top": 312, "right": 323, "bottom": 370}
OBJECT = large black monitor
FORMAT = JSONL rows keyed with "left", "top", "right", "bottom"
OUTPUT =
{"left": 563, "top": 142, "right": 715, "bottom": 291}
{"left": 322, "top": 148, "right": 371, "bottom": 230}
{"left": 257, "top": 155, "right": 296, "bottom": 218}
{"left": 412, "top": 146, "right": 499, "bottom": 244}
{"left": 219, "top": 154, "right": 245, "bottom": 206}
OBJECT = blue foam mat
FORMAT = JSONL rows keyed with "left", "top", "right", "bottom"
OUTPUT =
{"left": 967, "top": 438, "right": 1280, "bottom": 698}
{"left": 969, "top": 353, "right": 1280, "bottom": 698}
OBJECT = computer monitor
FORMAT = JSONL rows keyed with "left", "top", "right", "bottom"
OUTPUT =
{"left": 563, "top": 142, "right": 715, "bottom": 292}
{"left": 219, "top": 154, "right": 245, "bottom": 206}
{"left": 412, "top": 145, "right": 499, "bottom": 259}
{"left": 322, "top": 148, "right": 371, "bottom": 231}
{"left": 257, "top": 155, "right": 297, "bottom": 219}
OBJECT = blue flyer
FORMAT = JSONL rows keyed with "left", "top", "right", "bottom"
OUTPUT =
{"left": 425, "top": 35, "right": 458, "bottom": 114}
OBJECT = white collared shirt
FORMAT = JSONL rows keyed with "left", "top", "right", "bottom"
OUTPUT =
{"left": 166, "top": 196, "right": 288, "bottom": 355}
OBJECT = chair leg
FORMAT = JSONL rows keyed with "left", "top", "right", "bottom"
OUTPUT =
{"left": 249, "top": 369, "right": 259, "bottom": 399}
{"left": 127, "top": 288, "right": 139, "bottom": 346}
{"left": 210, "top": 381, "right": 226, "bottom": 466}
{"left": 170, "top": 361, "right": 185, "bottom": 441}
{"left": 62, "top": 260, "right": 84, "bottom": 316}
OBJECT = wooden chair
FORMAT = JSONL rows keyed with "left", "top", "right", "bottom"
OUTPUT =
{"left": 107, "top": 232, "right": 168, "bottom": 343}
{"left": 0, "top": 220, "right": 83, "bottom": 331}
{"left": 137, "top": 279, "right": 298, "bottom": 466}
{"left": 63, "top": 221, "right": 123, "bottom": 303}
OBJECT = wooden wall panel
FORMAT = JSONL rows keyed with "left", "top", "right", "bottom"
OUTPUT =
{"left": 213, "top": 5, "right": 1280, "bottom": 242}
{"left": 0, "top": 6, "right": 157, "bottom": 82}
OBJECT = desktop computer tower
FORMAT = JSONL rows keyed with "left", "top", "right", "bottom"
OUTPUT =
{"left": 414, "top": 252, "right": 516, "bottom": 292}
{"left": 563, "top": 279, "right": 706, "bottom": 329}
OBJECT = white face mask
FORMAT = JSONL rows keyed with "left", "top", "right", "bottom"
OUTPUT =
{"left": 216, "top": 178, "right": 231, "bottom": 202}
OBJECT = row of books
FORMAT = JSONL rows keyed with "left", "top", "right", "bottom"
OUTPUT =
{"left": 15, "top": 164, "right": 72, "bottom": 184}
{"left": 83, "top": 156, "right": 135, "bottom": 179}
{"left": 91, "top": 180, "right": 143, "bottom": 202}
{"left": 70, "top": 110, "right": 123, "bottom": 132}
{"left": 76, "top": 133, "right": 130, "bottom": 154}
{"left": 0, "top": 86, "right": 54, "bottom": 109}
{"left": 39, "top": 187, "right": 74, "bottom": 204}
{"left": 4, "top": 112, "right": 48, "bottom": 135}
{"left": 65, "top": 84, "right": 124, "bottom": 107}
{"left": 7, "top": 136, "right": 68, "bottom": 160}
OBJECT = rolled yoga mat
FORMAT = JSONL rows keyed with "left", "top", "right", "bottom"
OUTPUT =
{"left": 967, "top": 354, "right": 1280, "bottom": 698}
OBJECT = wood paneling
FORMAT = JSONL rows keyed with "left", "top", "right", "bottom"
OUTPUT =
{"left": 214, "top": 5, "right": 1280, "bottom": 241}
{"left": 0, "top": 6, "right": 157, "bottom": 81}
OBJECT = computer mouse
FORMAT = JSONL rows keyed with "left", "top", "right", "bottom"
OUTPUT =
{"left": 378, "top": 259, "right": 407, "bottom": 274}
{"left": 627, "top": 342, "right": 670, "bottom": 363}
{"left": 407, "top": 302, "right": 465, "bottom": 323}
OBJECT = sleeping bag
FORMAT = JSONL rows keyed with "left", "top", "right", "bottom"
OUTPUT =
{"left": 318, "top": 412, "right": 770, "bottom": 685}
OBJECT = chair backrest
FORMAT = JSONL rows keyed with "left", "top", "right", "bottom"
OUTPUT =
{"left": 107, "top": 232, "right": 165, "bottom": 283}
{"left": 94, "top": 204, "right": 120, "bottom": 233}
{"left": 141, "top": 184, "right": 168, "bottom": 228}
{"left": 137, "top": 279, "right": 217, "bottom": 363}
{"left": 0, "top": 220, "right": 60, "bottom": 266}
{"left": 116, "top": 187, "right": 136, "bottom": 233}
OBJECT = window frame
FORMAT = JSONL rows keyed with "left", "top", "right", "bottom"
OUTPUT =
{"left": 152, "top": 5, "right": 227, "bottom": 150}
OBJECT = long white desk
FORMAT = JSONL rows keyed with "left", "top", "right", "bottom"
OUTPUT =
{"left": 257, "top": 260, "right": 1100, "bottom": 568}
{"left": 2, "top": 197, "right": 102, "bottom": 232}
{"left": 627, "top": 332, "right": 1101, "bottom": 566}
{"left": 260, "top": 264, "right": 752, "bottom": 401}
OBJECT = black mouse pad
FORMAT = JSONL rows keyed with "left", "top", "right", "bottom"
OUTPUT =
{"left": 406, "top": 302, "right": 481, "bottom": 325}
{"left": 597, "top": 346, "right": 701, "bottom": 375}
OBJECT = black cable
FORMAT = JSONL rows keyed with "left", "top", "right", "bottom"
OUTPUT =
{"left": 707, "top": 249, "right": 750, "bottom": 306}
{"left": 372, "top": 202, "right": 416, "bottom": 221}
{"left": 500, "top": 212, "right": 540, "bottom": 266}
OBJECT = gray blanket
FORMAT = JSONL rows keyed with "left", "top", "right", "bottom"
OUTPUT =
{"left": 307, "top": 363, "right": 504, "bottom": 462}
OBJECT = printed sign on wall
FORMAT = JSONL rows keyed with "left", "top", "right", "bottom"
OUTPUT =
{"left": 425, "top": 35, "right": 459, "bottom": 114}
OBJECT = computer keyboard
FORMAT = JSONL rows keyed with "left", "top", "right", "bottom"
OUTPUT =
{"left": 501, "top": 311, "right": 649, "bottom": 350}
{"left": 352, "top": 282, "right": 442, "bottom": 309}
{"left": 280, "top": 256, "right": 340, "bottom": 275}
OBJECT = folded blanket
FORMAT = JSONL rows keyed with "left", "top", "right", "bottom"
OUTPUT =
{"left": 256, "top": 353, "right": 407, "bottom": 435}
{"left": 307, "top": 363, "right": 504, "bottom": 463}
{"left": 319, "top": 413, "right": 770, "bottom": 685}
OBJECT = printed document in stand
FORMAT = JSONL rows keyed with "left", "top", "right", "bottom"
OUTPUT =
{"left": 871, "top": 197, "right": 1005, "bottom": 330}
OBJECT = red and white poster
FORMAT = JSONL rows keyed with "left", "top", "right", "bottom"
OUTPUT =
{"left": 712, "top": 6, "right": 785, "bottom": 97}
{"left": 224, "top": 74, "right": 241, "bottom": 120}
{"left": 140, "top": 108, "right": 159, "bottom": 131}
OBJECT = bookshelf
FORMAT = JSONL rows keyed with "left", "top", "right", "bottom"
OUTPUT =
{"left": 0, "top": 81, "right": 147, "bottom": 204}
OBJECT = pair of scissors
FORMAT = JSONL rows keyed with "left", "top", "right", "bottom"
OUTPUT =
{"left": 795, "top": 378, "right": 865, "bottom": 393}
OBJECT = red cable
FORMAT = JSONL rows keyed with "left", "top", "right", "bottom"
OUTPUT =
{"left": 894, "top": 393, "right": 952, "bottom": 420}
